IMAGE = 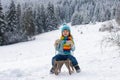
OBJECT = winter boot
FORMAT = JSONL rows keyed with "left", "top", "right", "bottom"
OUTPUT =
{"left": 74, "top": 65, "right": 81, "bottom": 73}
{"left": 50, "top": 67, "right": 54, "bottom": 74}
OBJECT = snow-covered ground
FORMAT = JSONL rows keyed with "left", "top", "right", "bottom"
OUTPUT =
{"left": 0, "top": 22, "right": 120, "bottom": 80}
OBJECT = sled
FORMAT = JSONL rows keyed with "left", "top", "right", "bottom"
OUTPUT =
{"left": 53, "top": 59, "right": 74, "bottom": 75}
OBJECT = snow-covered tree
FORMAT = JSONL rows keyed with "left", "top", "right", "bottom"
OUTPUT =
{"left": 0, "top": 0, "right": 6, "bottom": 45}
{"left": 63, "top": 0, "right": 70, "bottom": 23}
{"left": 16, "top": 3, "right": 21, "bottom": 29}
{"left": 111, "top": 6, "right": 117, "bottom": 20}
{"left": 46, "top": 2, "right": 58, "bottom": 31}
{"left": 6, "top": 0, "right": 17, "bottom": 32}
{"left": 55, "top": 5, "right": 62, "bottom": 25}
{"left": 105, "top": 9, "right": 111, "bottom": 21}
{"left": 36, "top": 5, "right": 46, "bottom": 33}
{"left": 92, "top": 2, "right": 101, "bottom": 22}
{"left": 71, "top": 11, "right": 83, "bottom": 26}
{"left": 4, "top": 0, "right": 19, "bottom": 44}
{"left": 69, "top": 0, "right": 77, "bottom": 20}
{"left": 22, "top": 7, "right": 35, "bottom": 38}
{"left": 0, "top": 0, "right": 120, "bottom": 45}
{"left": 115, "top": 2, "right": 120, "bottom": 26}
{"left": 16, "top": 3, "right": 26, "bottom": 42}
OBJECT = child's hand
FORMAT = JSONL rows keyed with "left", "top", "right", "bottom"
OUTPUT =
{"left": 54, "top": 39, "right": 61, "bottom": 47}
{"left": 66, "top": 41, "right": 74, "bottom": 47}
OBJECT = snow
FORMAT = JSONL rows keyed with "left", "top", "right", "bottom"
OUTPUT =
{"left": 0, "top": 22, "right": 120, "bottom": 80}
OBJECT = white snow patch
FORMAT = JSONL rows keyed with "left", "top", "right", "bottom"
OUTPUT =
{"left": 0, "top": 21, "right": 120, "bottom": 80}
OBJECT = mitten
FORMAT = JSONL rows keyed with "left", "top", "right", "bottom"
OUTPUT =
{"left": 54, "top": 39, "right": 61, "bottom": 47}
{"left": 66, "top": 40, "right": 74, "bottom": 47}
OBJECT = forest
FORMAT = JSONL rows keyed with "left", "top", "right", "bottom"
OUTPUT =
{"left": 0, "top": 0, "right": 120, "bottom": 45}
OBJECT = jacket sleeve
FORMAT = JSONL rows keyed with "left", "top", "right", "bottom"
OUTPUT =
{"left": 55, "top": 43, "right": 60, "bottom": 51}
{"left": 55, "top": 41, "right": 63, "bottom": 52}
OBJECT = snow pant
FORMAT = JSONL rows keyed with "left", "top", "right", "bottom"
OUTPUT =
{"left": 52, "top": 54, "right": 78, "bottom": 66}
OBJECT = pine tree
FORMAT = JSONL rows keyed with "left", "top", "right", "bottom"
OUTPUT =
{"left": 36, "top": 5, "right": 46, "bottom": 33}
{"left": 16, "top": 3, "right": 25, "bottom": 41}
{"left": 0, "top": 0, "right": 6, "bottom": 45}
{"left": 71, "top": 11, "right": 83, "bottom": 26}
{"left": 22, "top": 7, "right": 35, "bottom": 38}
{"left": 92, "top": 2, "right": 101, "bottom": 22}
{"left": 5, "top": 0, "right": 19, "bottom": 44}
{"left": 6, "top": 0, "right": 17, "bottom": 32}
{"left": 46, "top": 2, "right": 58, "bottom": 31}
{"left": 55, "top": 5, "right": 62, "bottom": 25}
{"left": 111, "top": 7, "right": 116, "bottom": 20}
{"left": 69, "top": 0, "right": 77, "bottom": 22}
{"left": 63, "top": 0, "right": 70, "bottom": 23}
{"left": 59, "top": 5, "right": 65, "bottom": 22}
{"left": 115, "top": 2, "right": 120, "bottom": 25}
{"left": 16, "top": 3, "right": 21, "bottom": 30}
{"left": 105, "top": 9, "right": 111, "bottom": 21}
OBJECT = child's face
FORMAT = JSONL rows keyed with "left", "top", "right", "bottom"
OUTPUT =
{"left": 62, "top": 30, "right": 70, "bottom": 37}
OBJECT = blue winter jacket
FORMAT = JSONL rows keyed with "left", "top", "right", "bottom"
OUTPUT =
{"left": 55, "top": 40, "right": 75, "bottom": 55}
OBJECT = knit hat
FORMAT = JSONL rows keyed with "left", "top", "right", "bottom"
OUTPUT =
{"left": 61, "top": 24, "right": 71, "bottom": 32}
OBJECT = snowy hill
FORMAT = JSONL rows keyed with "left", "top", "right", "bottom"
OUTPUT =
{"left": 0, "top": 22, "right": 120, "bottom": 80}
